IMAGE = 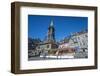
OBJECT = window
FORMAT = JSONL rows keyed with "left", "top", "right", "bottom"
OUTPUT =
{"left": 38, "top": 46, "right": 40, "bottom": 49}
{"left": 47, "top": 45, "right": 49, "bottom": 48}
{"left": 86, "top": 35, "right": 88, "bottom": 37}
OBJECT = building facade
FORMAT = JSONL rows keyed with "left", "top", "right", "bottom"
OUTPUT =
{"left": 68, "top": 30, "right": 88, "bottom": 52}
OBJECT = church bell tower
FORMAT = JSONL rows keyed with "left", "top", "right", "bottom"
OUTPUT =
{"left": 47, "top": 20, "right": 55, "bottom": 42}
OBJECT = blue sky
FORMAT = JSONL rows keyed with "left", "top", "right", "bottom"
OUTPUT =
{"left": 28, "top": 15, "right": 88, "bottom": 41}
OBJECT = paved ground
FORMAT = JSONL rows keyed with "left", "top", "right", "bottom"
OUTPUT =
{"left": 28, "top": 51, "right": 88, "bottom": 61}
{"left": 28, "top": 57, "right": 58, "bottom": 61}
{"left": 28, "top": 56, "right": 74, "bottom": 61}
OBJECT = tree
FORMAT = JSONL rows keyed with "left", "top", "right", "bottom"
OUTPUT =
{"left": 28, "top": 37, "right": 42, "bottom": 50}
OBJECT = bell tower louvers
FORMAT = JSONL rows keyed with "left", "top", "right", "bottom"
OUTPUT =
{"left": 47, "top": 20, "right": 55, "bottom": 42}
